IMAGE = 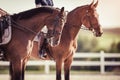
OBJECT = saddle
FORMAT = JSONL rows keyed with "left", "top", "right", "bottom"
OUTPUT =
{"left": 0, "top": 16, "right": 9, "bottom": 42}
{"left": 0, "top": 9, "right": 11, "bottom": 45}
{"left": 0, "top": 9, "right": 11, "bottom": 60}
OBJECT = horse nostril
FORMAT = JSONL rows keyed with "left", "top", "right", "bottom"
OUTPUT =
{"left": 97, "top": 31, "right": 103, "bottom": 37}
{"left": 99, "top": 31, "right": 103, "bottom": 35}
{"left": 101, "top": 32, "right": 103, "bottom": 35}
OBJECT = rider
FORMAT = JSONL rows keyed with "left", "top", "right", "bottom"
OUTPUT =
{"left": 35, "top": 0, "right": 54, "bottom": 7}
{"left": 34, "top": 0, "right": 54, "bottom": 59}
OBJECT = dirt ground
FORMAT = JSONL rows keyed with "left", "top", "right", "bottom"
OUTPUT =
{"left": 0, "top": 74, "right": 120, "bottom": 80}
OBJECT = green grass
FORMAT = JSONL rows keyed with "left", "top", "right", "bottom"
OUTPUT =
{"left": 97, "top": 32, "right": 120, "bottom": 50}
{"left": 77, "top": 29, "right": 120, "bottom": 52}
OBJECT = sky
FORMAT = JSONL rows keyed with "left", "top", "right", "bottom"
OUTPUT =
{"left": 0, "top": 0, "right": 120, "bottom": 28}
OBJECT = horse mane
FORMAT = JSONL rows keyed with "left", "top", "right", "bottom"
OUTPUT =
{"left": 75, "top": 5, "right": 89, "bottom": 11}
{"left": 11, "top": 7, "right": 56, "bottom": 20}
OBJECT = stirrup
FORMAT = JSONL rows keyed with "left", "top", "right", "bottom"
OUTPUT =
{"left": 40, "top": 55, "right": 46, "bottom": 59}
{"left": 40, "top": 54, "right": 47, "bottom": 59}
{"left": 39, "top": 50, "right": 47, "bottom": 59}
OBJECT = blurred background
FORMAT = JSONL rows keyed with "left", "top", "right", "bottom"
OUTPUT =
{"left": 0, "top": 0, "right": 120, "bottom": 79}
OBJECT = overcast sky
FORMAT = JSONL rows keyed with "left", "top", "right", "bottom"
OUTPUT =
{"left": 0, "top": 0, "right": 120, "bottom": 28}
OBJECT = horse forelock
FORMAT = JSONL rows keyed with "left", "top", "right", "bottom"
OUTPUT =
{"left": 11, "top": 7, "right": 56, "bottom": 20}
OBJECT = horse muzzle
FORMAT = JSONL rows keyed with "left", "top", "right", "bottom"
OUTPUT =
{"left": 47, "top": 37, "right": 60, "bottom": 47}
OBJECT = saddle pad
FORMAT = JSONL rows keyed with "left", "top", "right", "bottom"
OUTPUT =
{"left": 0, "top": 25, "right": 12, "bottom": 45}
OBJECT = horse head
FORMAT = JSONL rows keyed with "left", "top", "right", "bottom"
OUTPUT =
{"left": 81, "top": 0, "right": 103, "bottom": 37}
{"left": 45, "top": 7, "right": 66, "bottom": 46}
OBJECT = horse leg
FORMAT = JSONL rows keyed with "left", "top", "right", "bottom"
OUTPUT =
{"left": 64, "top": 54, "right": 73, "bottom": 80}
{"left": 10, "top": 60, "right": 23, "bottom": 80}
{"left": 9, "top": 62, "right": 14, "bottom": 80}
{"left": 56, "top": 60, "right": 62, "bottom": 80}
{"left": 21, "top": 58, "right": 28, "bottom": 80}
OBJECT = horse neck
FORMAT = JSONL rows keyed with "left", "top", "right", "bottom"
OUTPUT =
{"left": 12, "top": 14, "right": 50, "bottom": 39}
{"left": 60, "top": 7, "right": 87, "bottom": 44}
{"left": 63, "top": 8, "right": 85, "bottom": 39}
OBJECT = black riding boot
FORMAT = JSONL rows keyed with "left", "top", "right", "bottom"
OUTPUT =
{"left": 38, "top": 32, "right": 48, "bottom": 59}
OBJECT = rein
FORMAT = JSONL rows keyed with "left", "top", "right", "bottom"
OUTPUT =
{"left": 1, "top": 9, "right": 38, "bottom": 36}
{"left": 11, "top": 19, "right": 37, "bottom": 35}
{"left": 65, "top": 23, "right": 90, "bottom": 31}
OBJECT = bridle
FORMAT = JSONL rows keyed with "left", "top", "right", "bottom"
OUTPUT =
{"left": 46, "top": 14, "right": 66, "bottom": 38}
{"left": 80, "top": 9, "right": 100, "bottom": 35}
{"left": 65, "top": 9, "right": 98, "bottom": 34}
{"left": 53, "top": 16, "right": 64, "bottom": 35}
{"left": 80, "top": 10, "right": 94, "bottom": 31}
{"left": 85, "top": 10, "right": 94, "bottom": 31}
{"left": 81, "top": 9, "right": 103, "bottom": 37}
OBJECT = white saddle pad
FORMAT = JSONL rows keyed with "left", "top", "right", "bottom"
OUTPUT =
{"left": 0, "top": 26, "right": 12, "bottom": 45}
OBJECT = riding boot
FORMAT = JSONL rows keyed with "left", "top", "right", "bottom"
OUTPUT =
{"left": 38, "top": 32, "right": 47, "bottom": 59}
{"left": 39, "top": 49, "right": 47, "bottom": 59}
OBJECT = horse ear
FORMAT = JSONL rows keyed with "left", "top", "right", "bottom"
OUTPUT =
{"left": 59, "top": 7, "right": 64, "bottom": 15}
{"left": 94, "top": 0, "right": 98, "bottom": 8}
{"left": 90, "top": 0, "right": 94, "bottom": 8}
{"left": 90, "top": 0, "right": 98, "bottom": 8}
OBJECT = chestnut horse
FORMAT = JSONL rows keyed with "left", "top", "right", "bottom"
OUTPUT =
{"left": 0, "top": 7, "right": 66, "bottom": 80}
{"left": 32, "top": 0, "right": 103, "bottom": 80}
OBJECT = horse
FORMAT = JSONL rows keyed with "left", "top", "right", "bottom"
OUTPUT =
{"left": 0, "top": 7, "right": 67, "bottom": 80}
{"left": 31, "top": 0, "right": 103, "bottom": 80}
